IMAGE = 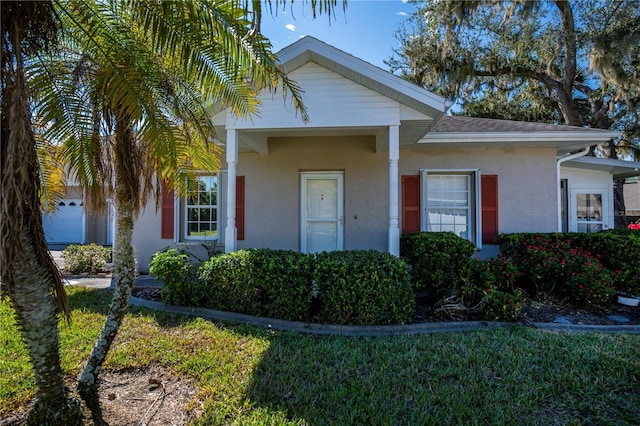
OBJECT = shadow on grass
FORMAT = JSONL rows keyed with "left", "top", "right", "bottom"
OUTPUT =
{"left": 241, "top": 328, "right": 640, "bottom": 425}
{"left": 242, "top": 333, "right": 428, "bottom": 425}
{"left": 65, "top": 287, "right": 640, "bottom": 425}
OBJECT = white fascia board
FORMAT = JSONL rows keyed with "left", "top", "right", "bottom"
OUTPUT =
{"left": 419, "top": 130, "right": 621, "bottom": 144}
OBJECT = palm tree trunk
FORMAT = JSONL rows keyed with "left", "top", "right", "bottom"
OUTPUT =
{"left": 1, "top": 9, "right": 81, "bottom": 424}
{"left": 76, "top": 116, "right": 137, "bottom": 423}
{"left": 11, "top": 237, "right": 83, "bottom": 425}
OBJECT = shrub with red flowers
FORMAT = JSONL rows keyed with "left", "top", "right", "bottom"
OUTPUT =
{"left": 474, "top": 256, "right": 520, "bottom": 291}
{"left": 508, "top": 236, "right": 575, "bottom": 292}
{"left": 496, "top": 233, "right": 616, "bottom": 308}
{"left": 565, "top": 259, "right": 616, "bottom": 307}
{"left": 628, "top": 223, "right": 640, "bottom": 231}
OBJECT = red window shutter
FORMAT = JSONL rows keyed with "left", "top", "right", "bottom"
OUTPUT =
{"left": 481, "top": 175, "right": 499, "bottom": 244}
{"left": 402, "top": 175, "right": 420, "bottom": 234}
{"left": 161, "top": 181, "right": 174, "bottom": 239}
{"left": 236, "top": 176, "right": 245, "bottom": 240}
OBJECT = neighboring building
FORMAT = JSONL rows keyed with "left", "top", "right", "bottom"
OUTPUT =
{"left": 47, "top": 37, "right": 640, "bottom": 271}
{"left": 42, "top": 183, "right": 114, "bottom": 247}
{"left": 625, "top": 178, "right": 640, "bottom": 223}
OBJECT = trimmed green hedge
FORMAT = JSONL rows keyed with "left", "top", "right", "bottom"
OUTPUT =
{"left": 198, "top": 249, "right": 313, "bottom": 321}
{"left": 313, "top": 250, "right": 414, "bottom": 325}
{"left": 150, "top": 248, "right": 204, "bottom": 306}
{"left": 198, "top": 250, "right": 263, "bottom": 316}
{"left": 158, "top": 248, "right": 415, "bottom": 325}
{"left": 400, "top": 232, "right": 476, "bottom": 293}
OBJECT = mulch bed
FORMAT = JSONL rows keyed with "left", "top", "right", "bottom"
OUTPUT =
{"left": 132, "top": 287, "right": 640, "bottom": 326}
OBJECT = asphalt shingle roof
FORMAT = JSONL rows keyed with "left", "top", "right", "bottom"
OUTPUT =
{"left": 430, "top": 116, "right": 611, "bottom": 133}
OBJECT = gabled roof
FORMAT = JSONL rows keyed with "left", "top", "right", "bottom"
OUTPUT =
{"left": 276, "top": 36, "right": 448, "bottom": 120}
{"left": 421, "top": 116, "right": 621, "bottom": 155}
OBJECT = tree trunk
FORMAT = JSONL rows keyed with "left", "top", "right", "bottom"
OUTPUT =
{"left": 11, "top": 237, "right": 83, "bottom": 425}
{"left": 1, "top": 12, "right": 81, "bottom": 425}
{"left": 600, "top": 139, "right": 629, "bottom": 229}
{"left": 613, "top": 178, "right": 628, "bottom": 229}
{"left": 76, "top": 117, "right": 137, "bottom": 424}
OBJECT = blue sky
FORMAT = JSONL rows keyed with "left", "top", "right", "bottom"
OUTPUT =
{"left": 260, "top": 0, "right": 415, "bottom": 71}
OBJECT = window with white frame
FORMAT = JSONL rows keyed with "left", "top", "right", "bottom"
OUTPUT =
{"left": 184, "top": 175, "right": 218, "bottom": 239}
{"left": 421, "top": 170, "right": 480, "bottom": 244}
{"left": 576, "top": 192, "right": 603, "bottom": 233}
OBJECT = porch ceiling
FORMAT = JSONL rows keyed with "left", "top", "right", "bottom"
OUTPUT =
{"left": 216, "top": 120, "right": 435, "bottom": 154}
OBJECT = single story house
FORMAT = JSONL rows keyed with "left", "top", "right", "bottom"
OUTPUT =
{"left": 44, "top": 37, "right": 640, "bottom": 272}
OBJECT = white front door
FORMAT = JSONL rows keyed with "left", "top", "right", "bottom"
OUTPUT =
{"left": 301, "top": 172, "right": 344, "bottom": 253}
{"left": 570, "top": 189, "right": 610, "bottom": 232}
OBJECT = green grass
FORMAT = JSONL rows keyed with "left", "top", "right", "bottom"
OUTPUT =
{"left": 2, "top": 287, "right": 640, "bottom": 425}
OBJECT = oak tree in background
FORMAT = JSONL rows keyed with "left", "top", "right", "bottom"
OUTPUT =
{"left": 389, "top": 0, "right": 640, "bottom": 228}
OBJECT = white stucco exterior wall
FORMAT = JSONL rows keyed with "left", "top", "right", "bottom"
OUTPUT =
{"left": 130, "top": 143, "right": 562, "bottom": 272}
{"left": 237, "top": 135, "right": 389, "bottom": 252}
{"left": 400, "top": 146, "right": 560, "bottom": 234}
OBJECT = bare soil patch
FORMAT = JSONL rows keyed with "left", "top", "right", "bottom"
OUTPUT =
{"left": 518, "top": 293, "right": 640, "bottom": 325}
{"left": 1, "top": 365, "right": 201, "bottom": 426}
{"left": 96, "top": 365, "right": 201, "bottom": 426}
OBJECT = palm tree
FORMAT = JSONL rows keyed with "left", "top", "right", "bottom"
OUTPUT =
{"left": 5, "top": 0, "right": 342, "bottom": 422}
{"left": 33, "top": 0, "right": 328, "bottom": 421}
{"left": 0, "top": 2, "right": 83, "bottom": 424}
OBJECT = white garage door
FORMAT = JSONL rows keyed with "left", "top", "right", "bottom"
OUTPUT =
{"left": 43, "top": 199, "right": 84, "bottom": 243}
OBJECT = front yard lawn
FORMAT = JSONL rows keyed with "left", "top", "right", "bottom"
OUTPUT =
{"left": 2, "top": 287, "right": 639, "bottom": 425}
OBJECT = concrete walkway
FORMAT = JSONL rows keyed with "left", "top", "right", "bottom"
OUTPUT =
{"left": 63, "top": 275, "right": 161, "bottom": 290}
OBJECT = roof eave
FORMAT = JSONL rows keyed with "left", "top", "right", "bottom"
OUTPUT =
{"left": 419, "top": 131, "right": 621, "bottom": 144}
{"left": 564, "top": 157, "right": 640, "bottom": 179}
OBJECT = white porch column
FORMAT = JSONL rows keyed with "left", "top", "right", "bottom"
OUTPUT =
{"left": 388, "top": 125, "right": 400, "bottom": 256}
{"left": 225, "top": 129, "right": 238, "bottom": 253}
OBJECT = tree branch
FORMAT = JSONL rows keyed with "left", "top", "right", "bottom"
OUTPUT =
{"left": 554, "top": 1, "right": 578, "bottom": 94}
{"left": 473, "top": 66, "right": 562, "bottom": 91}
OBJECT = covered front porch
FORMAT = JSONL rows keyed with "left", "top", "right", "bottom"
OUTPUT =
{"left": 220, "top": 126, "right": 410, "bottom": 256}
{"left": 212, "top": 37, "right": 447, "bottom": 256}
